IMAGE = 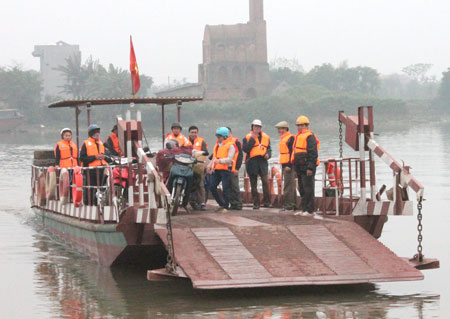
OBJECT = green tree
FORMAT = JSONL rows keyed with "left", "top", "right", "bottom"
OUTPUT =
{"left": 305, "top": 63, "right": 380, "bottom": 95}
{"left": 58, "top": 55, "right": 153, "bottom": 99}
{"left": 56, "top": 53, "right": 93, "bottom": 98}
{"left": 0, "top": 65, "right": 43, "bottom": 121}
{"left": 306, "top": 63, "right": 339, "bottom": 91}
{"left": 402, "top": 63, "right": 433, "bottom": 83}
{"left": 438, "top": 68, "right": 450, "bottom": 106}
{"left": 270, "top": 57, "right": 304, "bottom": 72}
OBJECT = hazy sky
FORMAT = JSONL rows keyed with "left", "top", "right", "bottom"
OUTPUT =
{"left": 1, "top": 0, "right": 449, "bottom": 84}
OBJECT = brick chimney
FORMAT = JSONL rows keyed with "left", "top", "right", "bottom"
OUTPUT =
{"left": 249, "top": 0, "right": 264, "bottom": 23}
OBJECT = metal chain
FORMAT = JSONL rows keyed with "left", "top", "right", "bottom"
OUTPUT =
{"left": 416, "top": 199, "right": 424, "bottom": 262}
{"left": 165, "top": 196, "right": 178, "bottom": 274}
{"left": 339, "top": 121, "right": 343, "bottom": 158}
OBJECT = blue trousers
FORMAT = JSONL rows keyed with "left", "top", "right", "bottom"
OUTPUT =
{"left": 210, "top": 170, "right": 231, "bottom": 209}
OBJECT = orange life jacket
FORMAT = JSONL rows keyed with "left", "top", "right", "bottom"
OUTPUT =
{"left": 190, "top": 136, "right": 206, "bottom": 151}
{"left": 83, "top": 137, "right": 107, "bottom": 167}
{"left": 245, "top": 131, "right": 270, "bottom": 160}
{"left": 228, "top": 136, "right": 240, "bottom": 171}
{"left": 278, "top": 131, "right": 294, "bottom": 164}
{"left": 165, "top": 133, "right": 191, "bottom": 147}
{"left": 54, "top": 140, "right": 78, "bottom": 168}
{"left": 291, "top": 129, "right": 320, "bottom": 166}
{"left": 106, "top": 132, "right": 122, "bottom": 155}
{"left": 213, "top": 138, "right": 238, "bottom": 172}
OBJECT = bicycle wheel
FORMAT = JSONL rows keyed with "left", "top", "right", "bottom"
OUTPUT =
{"left": 172, "top": 184, "right": 183, "bottom": 216}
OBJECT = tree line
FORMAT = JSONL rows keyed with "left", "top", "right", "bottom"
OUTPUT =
{"left": 0, "top": 54, "right": 153, "bottom": 124}
{"left": 0, "top": 57, "right": 449, "bottom": 126}
{"left": 269, "top": 58, "right": 448, "bottom": 104}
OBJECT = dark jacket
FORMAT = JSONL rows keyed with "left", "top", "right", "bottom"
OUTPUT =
{"left": 234, "top": 138, "right": 243, "bottom": 171}
{"left": 293, "top": 134, "right": 318, "bottom": 172}
{"left": 242, "top": 132, "right": 272, "bottom": 175}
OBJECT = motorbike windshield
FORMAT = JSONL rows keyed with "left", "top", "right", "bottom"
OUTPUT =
{"left": 175, "top": 154, "right": 195, "bottom": 164}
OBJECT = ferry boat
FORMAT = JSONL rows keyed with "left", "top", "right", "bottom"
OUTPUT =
{"left": 30, "top": 99, "right": 439, "bottom": 289}
{"left": 0, "top": 108, "right": 24, "bottom": 132}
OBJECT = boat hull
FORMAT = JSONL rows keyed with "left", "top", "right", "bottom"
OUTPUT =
{"left": 33, "top": 208, "right": 166, "bottom": 267}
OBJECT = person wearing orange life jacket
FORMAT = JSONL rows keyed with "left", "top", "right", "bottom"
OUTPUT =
{"left": 104, "top": 124, "right": 123, "bottom": 156}
{"left": 291, "top": 116, "right": 320, "bottom": 217}
{"left": 188, "top": 125, "right": 208, "bottom": 154}
{"left": 164, "top": 122, "right": 191, "bottom": 148}
{"left": 188, "top": 125, "right": 209, "bottom": 210}
{"left": 242, "top": 119, "right": 272, "bottom": 209}
{"left": 226, "top": 127, "right": 244, "bottom": 210}
{"left": 275, "top": 121, "right": 296, "bottom": 211}
{"left": 79, "top": 124, "right": 108, "bottom": 205}
{"left": 54, "top": 128, "right": 78, "bottom": 168}
{"left": 207, "top": 127, "right": 238, "bottom": 213}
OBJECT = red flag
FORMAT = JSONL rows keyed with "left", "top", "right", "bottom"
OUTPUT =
{"left": 130, "top": 36, "right": 140, "bottom": 95}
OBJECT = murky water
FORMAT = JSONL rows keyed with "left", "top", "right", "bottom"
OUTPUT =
{"left": 0, "top": 123, "right": 448, "bottom": 319}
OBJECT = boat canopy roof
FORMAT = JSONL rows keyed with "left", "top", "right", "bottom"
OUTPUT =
{"left": 48, "top": 97, "right": 203, "bottom": 108}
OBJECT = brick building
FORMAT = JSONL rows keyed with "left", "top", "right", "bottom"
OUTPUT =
{"left": 157, "top": 0, "right": 270, "bottom": 100}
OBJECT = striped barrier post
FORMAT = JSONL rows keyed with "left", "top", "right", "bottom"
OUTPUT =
{"left": 367, "top": 138, "right": 424, "bottom": 201}
{"left": 357, "top": 106, "right": 366, "bottom": 214}
{"left": 126, "top": 109, "right": 134, "bottom": 207}
{"left": 137, "top": 110, "right": 144, "bottom": 206}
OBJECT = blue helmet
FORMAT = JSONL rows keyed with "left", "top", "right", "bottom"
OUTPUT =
{"left": 88, "top": 124, "right": 100, "bottom": 136}
{"left": 215, "top": 127, "right": 230, "bottom": 138}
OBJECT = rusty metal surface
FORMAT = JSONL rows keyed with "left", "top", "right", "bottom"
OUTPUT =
{"left": 154, "top": 210, "right": 424, "bottom": 289}
{"left": 48, "top": 97, "right": 203, "bottom": 108}
{"left": 403, "top": 257, "right": 440, "bottom": 270}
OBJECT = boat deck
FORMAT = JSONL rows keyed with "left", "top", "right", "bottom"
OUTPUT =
{"left": 151, "top": 204, "right": 423, "bottom": 289}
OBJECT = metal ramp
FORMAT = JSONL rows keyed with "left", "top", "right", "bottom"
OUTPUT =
{"left": 151, "top": 212, "right": 423, "bottom": 289}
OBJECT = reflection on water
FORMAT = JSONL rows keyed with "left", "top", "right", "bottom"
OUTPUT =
{"left": 0, "top": 122, "right": 448, "bottom": 318}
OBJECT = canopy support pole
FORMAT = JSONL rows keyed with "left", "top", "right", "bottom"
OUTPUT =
{"left": 161, "top": 103, "right": 165, "bottom": 149}
{"left": 75, "top": 106, "right": 80, "bottom": 150}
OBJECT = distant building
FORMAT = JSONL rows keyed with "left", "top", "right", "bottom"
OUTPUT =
{"left": 32, "top": 41, "right": 80, "bottom": 98}
{"left": 157, "top": 0, "right": 270, "bottom": 100}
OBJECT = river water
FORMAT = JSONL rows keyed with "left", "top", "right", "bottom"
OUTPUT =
{"left": 0, "top": 123, "right": 448, "bottom": 319}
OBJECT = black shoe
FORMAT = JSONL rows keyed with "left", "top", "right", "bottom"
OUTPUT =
{"left": 263, "top": 203, "right": 272, "bottom": 208}
{"left": 199, "top": 203, "right": 206, "bottom": 211}
{"left": 229, "top": 206, "right": 242, "bottom": 211}
{"left": 253, "top": 204, "right": 260, "bottom": 210}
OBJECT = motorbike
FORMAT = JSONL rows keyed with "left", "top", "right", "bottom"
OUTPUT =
{"left": 94, "top": 154, "right": 138, "bottom": 215}
{"left": 166, "top": 153, "right": 203, "bottom": 216}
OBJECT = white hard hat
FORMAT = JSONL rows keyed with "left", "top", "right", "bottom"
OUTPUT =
{"left": 252, "top": 119, "right": 262, "bottom": 127}
{"left": 60, "top": 128, "right": 72, "bottom": 136}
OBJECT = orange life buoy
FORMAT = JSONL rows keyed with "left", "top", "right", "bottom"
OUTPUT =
{"left": 72, "top": 166, "right": 83, "bottom": 207}
{"left": 270, "top": 166, "right": 282, "bottom": 195}
{"left": 45, "top": 166, "right": 57, "bottom": 200}
{"left": 327, "top": 161, "right": 343, "bottom": 192}
{"left": 59, "top": 168, "right": 70, "bottom": 204}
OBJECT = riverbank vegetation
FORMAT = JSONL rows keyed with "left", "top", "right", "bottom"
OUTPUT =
{"left": 0, "top": 57, "right": 449, "bottom": 134}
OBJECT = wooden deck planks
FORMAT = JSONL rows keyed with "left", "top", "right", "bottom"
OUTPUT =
{"left": 155, "top": 228, "right": 230, "bottom": 281}
{"left": 289, "top": 224, "right": 376, "bottom": 275}
{"left": 191, "top": 228, "right": 272, "bottom": 280}
{"left": 231, "top": 225, "right": 335, "bottom": 277}
{"left": 325, "top": 222, "right": 423, "bottom": 278}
